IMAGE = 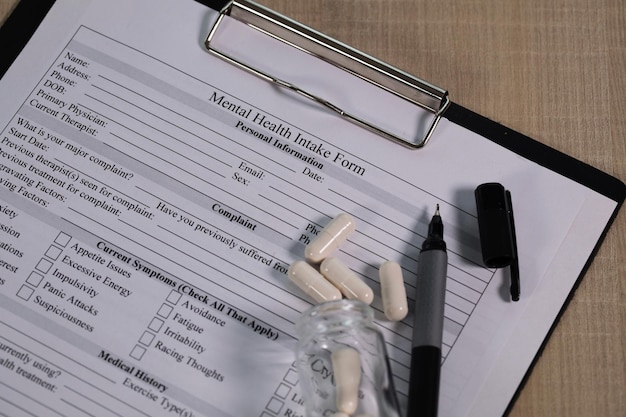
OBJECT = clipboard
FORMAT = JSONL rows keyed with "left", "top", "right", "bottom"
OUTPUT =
{"left": 1, "top": 0, "right": 624, "bottom": 416}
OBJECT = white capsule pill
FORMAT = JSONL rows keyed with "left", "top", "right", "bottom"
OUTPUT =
{"left": 331, "top": 347, "right": 361, "bottom": 415}
{"left": 305, "top": 213, "right": 356, "bottom": 263}
{"left": 379, "top": 260, "right": 408, "bottom": 321}
{"left": 320, "top": 257, "right": 373, "bottom": 305}
{"left": 288, "top": 260, "right": 342, "bottom": 303}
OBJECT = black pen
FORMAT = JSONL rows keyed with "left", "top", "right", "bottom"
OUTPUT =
{"left": 407, "top": 205, "right": 447, "bottom": 417}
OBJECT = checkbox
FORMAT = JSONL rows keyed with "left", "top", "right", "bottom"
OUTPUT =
{"left": 157, "top": 304, "right": 173, "bottom": 319}
{"left": 274, "top": 383, "right": 291, "bottom": 399}
{"left": 166, "top": 291, "right": 182, "bottom": 304}
{"left": 54, "top": 232, "right": 71, "bottom": 247}
{"left": 265, "top": 398, "right": 284, "bottom": 414}
{"left": 45, "top": 245, "right": 63, "bottom": 260}
{"left": 148, "top": 317, "right": 164, "bottom": 332}
{"left": 139, "top": 331, "right": 155, "bottom": 346}
{"left": 17, "top": 285, "right": 34, "bottom": 301}
{"left": 26, "top": 272, "right": 44, "bottom": 287}
{"left": 283, "top": 368, "right": 298, "bottom": 385}
{"left": 35, "top": 258, "right": 53, "bottom": 274}
{"left": 130, "top": 345, "right": 146, "bottom": 360}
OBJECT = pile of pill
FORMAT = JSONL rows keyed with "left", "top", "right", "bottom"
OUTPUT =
{"left": 290, "top": 213, "right": 406, "bottom": 416}
{"left": 288, "top": 212, "right": 408, "bottom": 322}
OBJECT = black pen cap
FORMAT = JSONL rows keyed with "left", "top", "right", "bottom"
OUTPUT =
{"left": 474, "top": 183, "right": 515, "bottom": 268}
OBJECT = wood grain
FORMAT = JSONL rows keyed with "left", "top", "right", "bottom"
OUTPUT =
{"left": 1, "top": 1, "right": 624, "bottom": 416}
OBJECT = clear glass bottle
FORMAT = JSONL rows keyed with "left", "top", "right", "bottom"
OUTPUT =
{"left": 295, "top": 299, "right": 401, "bottom": 417}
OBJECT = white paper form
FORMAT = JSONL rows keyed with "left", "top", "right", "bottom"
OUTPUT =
{"left": 0, "top": 0, "right": 619, "bottom": 416}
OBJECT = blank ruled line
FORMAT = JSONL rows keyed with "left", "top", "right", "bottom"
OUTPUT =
{"left": 60, "top": 399, "right": 96, "bottom": 417}
{"left": 328, "top": 188, "right": 425, "bottom": 238}
{"left": 0, "top": 382, "right": 66, "bottom": 417}
{"left": 104, "top": 115, "right": 227, "bottom": 178}
{"left": 383, "top": 339, "right": 411, "bottom": 358}
{"left": 55, "top": 157, "right": 149, "bottom": 208}
{"left": 99, "top": 134, "right": 211, "bottom": 187}
{"left": 64, "top": 384, "right": 149, "bottom": 417}
{"left": 445, "top": 303, "right": 470, "bottom": 327}
{"left": 0, "top": 324, "right": 115, "bottom": 384}
{"left": 0, "top": 395, "right": 39, "bottom": 417}
{"left": 242, "top": 200, "right": 300, "bottom": 230}
{"left": 89, "top": 84, "right": 230, "bottom": 169}
{"left": 110, "top": 130, "right": 225, "bottom": 180}
{"left": 350, "top": 231, "right": 419, "bottom": 261}
{"left": 267, "top": 185, "right": 330, "bottom": 226}
{"left": 0, "top": 327, "right": 151, "bottom": 417}
{"left": 84, "top": 93, "right": 230, "bottom": 175}
{"left": 63, "top": 385, "right": 127, "bottom": 417}
{"left": 97, "top": 73, "right": 251, "bottom": 168}
{"left": 448, "top": 262, "right": 491, "bottom": 285}
{"left": 446, "top": 285, "right": 481, "bottom": 306}
{"left": 257, "top": 193, "right": 317, "bottom": 224}
{"left": 98, "top": 73, "right": 216, "bottom": 134}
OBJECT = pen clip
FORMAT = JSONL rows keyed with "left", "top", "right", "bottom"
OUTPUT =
{"left": 505, "top": 190, "right": 520, "bottom": 301}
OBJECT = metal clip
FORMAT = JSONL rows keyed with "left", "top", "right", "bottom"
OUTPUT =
{"left": 205, "top": 0, "right": 450, "bottom": 148}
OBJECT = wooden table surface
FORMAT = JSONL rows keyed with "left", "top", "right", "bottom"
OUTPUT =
{"left": 2, "top": 0, "right": 624, "bottom": 416}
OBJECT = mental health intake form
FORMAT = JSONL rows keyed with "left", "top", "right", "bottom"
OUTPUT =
{"left": 0, "top": 0, "right": 617, "bottom": 416}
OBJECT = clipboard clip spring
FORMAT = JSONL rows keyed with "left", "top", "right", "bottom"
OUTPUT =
{"left": 205, "top": 0, "right": 450, "bottom": 149}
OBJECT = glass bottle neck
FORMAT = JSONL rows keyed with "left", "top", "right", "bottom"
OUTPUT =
{"left": 295, "top": 299, "right": 374, "bottom": 339}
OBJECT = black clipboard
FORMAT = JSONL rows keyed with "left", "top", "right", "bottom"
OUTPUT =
{"left": 1, "top": 0, "right": 625, "bottom": 415}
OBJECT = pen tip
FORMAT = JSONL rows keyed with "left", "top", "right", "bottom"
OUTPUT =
{"left": 435, "top": 204, "right": 440, "bottom": 216}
